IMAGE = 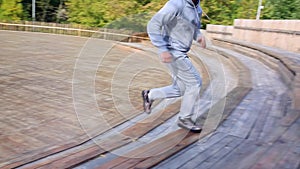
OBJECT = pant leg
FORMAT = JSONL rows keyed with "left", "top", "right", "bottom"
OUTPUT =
{"left": 148, "top": 83, "right": 182, "bottom": 100}
{"left": 148, "top": 56, "right": 203, "bottom": 120}
{"left": 179, "top": 86, "right": 201, "bottom": 120}
{"left": 148, "top": 59, "right": 185, "bottom": 100}
{"left": 174, "top": 57, "right": 202, "bottom": 120}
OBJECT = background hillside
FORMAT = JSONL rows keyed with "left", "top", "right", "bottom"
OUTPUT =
{"left": 0, "top": 0, "right": 299, "bottom": 31}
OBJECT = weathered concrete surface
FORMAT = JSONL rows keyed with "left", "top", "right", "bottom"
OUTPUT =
{"left": 206, "top": 19, "right": 300, "bottom": 53}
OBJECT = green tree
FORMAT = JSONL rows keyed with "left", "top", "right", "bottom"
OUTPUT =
{"left": 262, "top": 0, "right": 300, "bottom": 19}
{"left": 141, "top": 0, "right": 167, "bottom": 13}
{"left": 201, "top": 0, "right": 237, "bottom": 27}
{"left": 106, "top": 13, "right": 152, "bottom": 32}
{"left": 56, "top": 0, "right": 67, "bottom": 23}
{"left": 36, "top": 0, "right": 61, "bottom": 22}
{"left": 135, "top": 0, "right": 151, "bottom": 6}
{"left": 66, "top": 0, "right": 106, "bottom": 27}
{"left": 67, "top": 0, "right": 139, "bottom": 27}
{"left": 21, "top": 0, "right": 64, "bottom": 22}
{"left": 235, "top": 0, "right": 257, "bottom": 19}
{"left": 0, "top": 0, "right": 23, "bottom": 21}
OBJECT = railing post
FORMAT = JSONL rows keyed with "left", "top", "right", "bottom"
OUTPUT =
{"left": 104, "top": 28, "right": 107, "bottom": 40}
{"left": 78, "top": 25, "right": 81, "bottom": 37}
{"left": 256, "top": 0, "right": 263, "bottom": 20}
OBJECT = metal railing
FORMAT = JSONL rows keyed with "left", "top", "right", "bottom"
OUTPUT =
{"left": 0, "top": 21, "right": 149, "bottom": 42}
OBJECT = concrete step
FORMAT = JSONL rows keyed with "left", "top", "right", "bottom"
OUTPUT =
{"left": 153, "top": 42, "right": 299, "bottom": 169}
{"left": 74, "top": 43, "right": 251, "bottom": 168}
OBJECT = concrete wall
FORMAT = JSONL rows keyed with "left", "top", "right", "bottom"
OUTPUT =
{"left": 206, "top": 24, "right": 233, "bottom": 40}
{"left": 206, "top": 19, "right": 300, "bottom": 53}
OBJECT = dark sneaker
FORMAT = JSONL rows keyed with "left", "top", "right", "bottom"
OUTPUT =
{"left": 142, "top": 90, "right": 153, "bottom": 114}
{"left": 177, "top": 117, "right": 202, "bottom": 133}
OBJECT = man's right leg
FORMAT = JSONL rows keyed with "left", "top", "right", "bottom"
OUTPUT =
{"left": 143, "top": 60, "right": 182, "bottom": 113}
{"left": 174, "top": 57, "right": 202, "bottom": 132}
{"left": 142, "top": 82, "right": 182, "bottom": 114}
{"left": 148, "top": 83, "right": 182, "bottom": 100}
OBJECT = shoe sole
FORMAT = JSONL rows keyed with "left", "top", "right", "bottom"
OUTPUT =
{"left": 142, "top": 90, "right": 151, "bottom": 114}
{"left": 177, "top": 121, "right": 202, "bottom": 133}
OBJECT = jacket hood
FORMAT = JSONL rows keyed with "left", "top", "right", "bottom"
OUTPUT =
{"left": 186, "top": 0, "right": 200, "bottom": 7}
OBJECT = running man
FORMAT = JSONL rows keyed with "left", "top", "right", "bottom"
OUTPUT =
{"left": 142, "top": 0, "right": 206, "bottom": 132}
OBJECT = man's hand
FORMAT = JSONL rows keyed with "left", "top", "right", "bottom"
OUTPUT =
{"left": 160, "top": 51, "right": 173, "bottom": 63}
{"left": 197, "top": 35, "right": 207, "bottom": 48}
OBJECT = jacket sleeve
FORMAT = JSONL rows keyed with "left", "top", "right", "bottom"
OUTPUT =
{"left": 194, "top": 28, "right": 202, "bottom": 41}
{"left": 147, "top": 1, "right": 181, "bottom": 54}
{"left": 194, "top": 6, "right": 203, "bottom": 41}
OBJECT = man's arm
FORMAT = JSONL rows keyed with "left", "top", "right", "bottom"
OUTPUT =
{"left": 147, "top": 1, "right": 181, "bottom": 55}
{"left": 194, "top": 6, "right": 206, "bottom": 48}
{"left": 197, "top": 34, "right": 206, "bottom": 48}
{"left": 195, "top": 29, "right": 206, "bottom": 48}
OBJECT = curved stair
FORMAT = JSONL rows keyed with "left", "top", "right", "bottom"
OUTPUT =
{"left": 0, "top": 31, "right": 299, "bottom": 169}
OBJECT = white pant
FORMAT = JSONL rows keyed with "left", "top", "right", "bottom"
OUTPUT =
{"left": 149, "top": 56, "right": 202, "bottom": 120}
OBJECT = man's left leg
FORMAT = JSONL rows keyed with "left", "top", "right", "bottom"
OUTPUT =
{"left": 175, "top": 57, "right": 203, "bottom": 132}
{"left": 177, "top": 85, "right": 202, "bottom": 132}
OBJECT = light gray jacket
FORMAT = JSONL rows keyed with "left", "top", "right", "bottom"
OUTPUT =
{"left": 147, "top": 0, "right": 202, "bottom": 58}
